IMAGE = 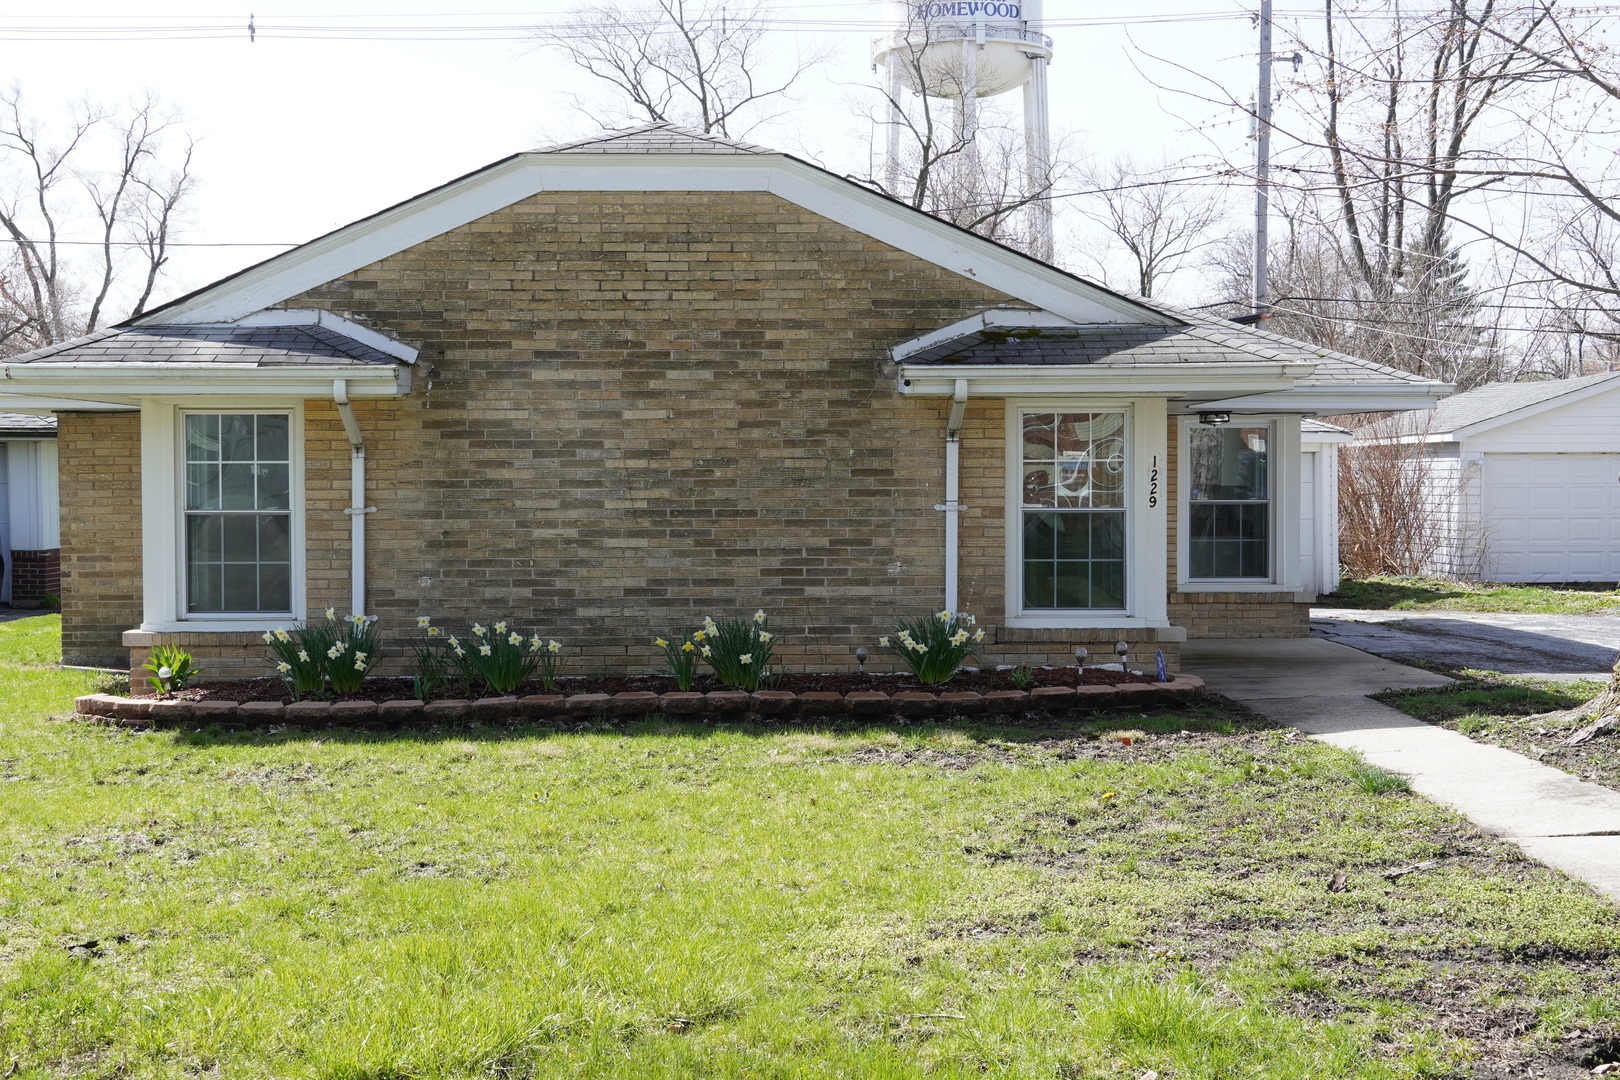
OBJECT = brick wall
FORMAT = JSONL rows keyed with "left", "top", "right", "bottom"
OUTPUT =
{"left": 7, "top": 549, "right": 60, "bottom": 608}
{"left": 58, "top": 412, "right": 142, "bottom": 669}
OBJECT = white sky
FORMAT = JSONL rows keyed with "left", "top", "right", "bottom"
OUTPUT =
{"left": 1, "top": 2, "right": 1287, "bottom": 311}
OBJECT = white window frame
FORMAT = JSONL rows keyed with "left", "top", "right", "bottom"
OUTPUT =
{"left": 1003, "top": 397, "right": 1169, "bottom": 629}
{"left": 140, "top": 399, "right": 305, "bottom": 631}
{"left": 1176, "top": 413, "right": 1302, "bottom": 592}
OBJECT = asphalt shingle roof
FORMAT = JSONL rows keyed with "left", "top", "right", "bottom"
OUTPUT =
{"left": 532, "top": 122, "right": 772, "bottom": 156}
{"left": 1386, "top": 369, "right": 1620, "bottom": 437}
{"left": 0, "top": 412, "right": 56, "bottom": 435}
{"left": 2, "top": 324, "right": 401, "bottom": 368}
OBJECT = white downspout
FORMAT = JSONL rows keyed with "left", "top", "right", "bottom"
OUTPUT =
{"left": 937, "top": 379, "right": 970, "bottom": 612}
{"left": 331, "top": 379, "right": 374, "bottom": 616}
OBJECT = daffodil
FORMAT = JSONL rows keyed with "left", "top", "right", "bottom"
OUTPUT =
{"left": 531, "top": 636, "right": 543, "bottom": 649}
{"left": 354, "top": 658, "right": 366, "bottom": 671}
{"left": 325, "top": 607, "right": 336, "bottom": 621}
{"left": 447, "top": 635, "right": 460, "bottom": 648}
{"left": 326, "top": 645, "right": 343, "bottom": 659}
{"left": 757, "top": 631, "right": 772, "bottom": 642}
{"left": 740, "top": 654, "right": 753, "bottom": 665}
{"left": 452, "top": 644, "right": 465, "bottom": 657}
{"left": 701, "top": 645, "right": 712, "bottom": 657}
{"left": 354, "top": 652, "right": 368, "bottom": 663}
{"left": 693, "top": 630, "right": 706, "bottom": 642}
{"left": 297, "top": 650, "right": 310, "bottom": 662}
{"left": 973, "top": 629, "right": 985, "bottom": 642}
{"left": 963, "top": 614, "right": 977, "bottom": 626}
{"left": 879, "top": 636, "right": 889, "bottom": 646}
{"left": 472, "top": 623, "right": 486, "bottom": 637}
{"left": 495, "top": 621, "right": 507, "bottom": 634}
{"left": 547, "top": 640, "right": 562, "bottom": 654}
{"left": 508, "top": 632, "right": 522, "bottom": 646}
{"left": 261, "top": 631, "right": 275, "bottom": 644}
{"left": 350, "top": 613, "right": 367, "bottom": 626}
{"left": 276, "top": 661, "right": 291, "bottom": 674}
{"left": 427, "top": 627, "right": 441, "bottom": 637}
{"left": 950, "top": 630, "right": 968, "bottom": 646}
{"left": 417, "top": 616, "right": 432, "bottom": 629}
{"left": 753, "top": 610, "right": 767, "bottom": 623}
{"left": 682, "top": 641, "right": 695, "bottom": 652}
{"left": 915, "top": 644, "right": 928, "bottom": 653}
{"left": 937, "top": 609, "right": 952, "bottom": 622}
{"left": 654, "top": 637, "right": 669, "bottom": 648}
{"left": 479, "top": 644, "right": 492, "bottom": 656}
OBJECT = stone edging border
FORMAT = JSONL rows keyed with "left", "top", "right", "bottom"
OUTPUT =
{"left": 75, "top": 677, "right": 1206, "bottom": 727}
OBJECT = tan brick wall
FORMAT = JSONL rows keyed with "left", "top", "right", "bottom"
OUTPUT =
{"left": 58, "top": 412, "right": 143, "bottom": 668}
{"left": 1166, "top": 416, "right": 1311, "bottom": 638}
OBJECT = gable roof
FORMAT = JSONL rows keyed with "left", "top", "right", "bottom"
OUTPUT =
{"left": 1386, "top": 370, "right": 1620, "bottom": 438}
{"left": 123, "top": 122, "right": 1173, "bottom": 330}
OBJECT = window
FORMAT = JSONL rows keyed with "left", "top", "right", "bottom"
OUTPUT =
{"left": 182, "top": 413, "right": 293, "bottom": 614}
{"left": 1019, "top": 411, "right": 1128, "bottom": 610}
{"left": 1186, "top": 423, "right": 1271, "bottom": 580}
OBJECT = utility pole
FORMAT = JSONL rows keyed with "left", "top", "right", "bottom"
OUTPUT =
{"left": 1253, "top": 0, "right": 1273, "bottom": 318}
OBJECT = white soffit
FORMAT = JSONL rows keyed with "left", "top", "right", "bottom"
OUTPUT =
{"left": 136, "top": 155, "right": 1173, "bottom": 328}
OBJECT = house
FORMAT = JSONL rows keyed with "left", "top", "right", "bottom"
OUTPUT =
{"left": 0, "top": 413, "right": 60, "bottom": 608}
{"left": 0, "top": 123, "right": 1448, "bottom": 680}
{"left": 1377, "top": 371, "right": 1620, "bottom": 582}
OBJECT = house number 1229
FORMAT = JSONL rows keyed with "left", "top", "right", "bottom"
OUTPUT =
{"left": 1148, "top": 455, "right": 1160, "bottom": 508}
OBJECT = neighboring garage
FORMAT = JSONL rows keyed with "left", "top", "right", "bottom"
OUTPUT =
{"left": 1377, "top": 371, "right": 1620, "bottom": 582}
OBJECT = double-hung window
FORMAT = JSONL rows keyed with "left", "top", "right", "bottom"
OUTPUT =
{"left": 1186, "top": 423, "right": 1271, "bottom": 580}
{"left": 1019, "top": 411, "right": 1128, "bottom": 610}
{"left": 183, "top": 412, "right": 293, "bottom": 614}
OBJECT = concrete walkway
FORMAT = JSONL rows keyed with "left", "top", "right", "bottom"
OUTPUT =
{"left": 1183, "top": 638, "right": 1620, "bottom": 902}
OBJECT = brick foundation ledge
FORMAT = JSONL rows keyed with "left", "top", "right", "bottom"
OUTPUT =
{"left": 75, "top": 678, "right": 1205, "bottom": 727}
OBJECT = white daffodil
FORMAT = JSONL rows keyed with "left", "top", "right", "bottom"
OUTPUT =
{"left": 261, "top": 631, "right": 275, "bottom": 644}
{"left": 452, "top": 644, "right": 465, "bottom": 657}
{"left": 447, "top": 635, "right": 460, "bottom": 648}
{"left": 950, "top": 631, "right": 968, "bottom": 646}
{"left": 973, "top": 629, "right": 985, "bottom": 642}
{"left": 937, "top": 609, "right": 953, "bottom": 622}
{"left": 276, "top": 661, "right": 291, "bottom": 674}
{"left": 350, "top": 613, "right": 367, "bottom": 626}
{"left": 417, "top": 616, "right": 432, "bottom": 629}
{"left": 547, "top": 640, "right": 562, "bottom": 654}
{"left": 915, "top": 644, "right": 928, "bottom": 653}
{"left": 963, "top": 614, "right": 977, "bottom": 626}
{"left": 275, "top": 629, "right": 291, "bottom": 642}
{"left": 508, "top": 632, "right": 522, "bottom": 646}
{"left": 354, "top": 652, "right": 368, "bottom": 663}
{"left": 472, "top": 623, "right": 486, "bottom": 637}
{"left": 879, "top": 636, "right": 889, "bottom": 647}
{"left": 753, "top": 610, "right": 767, "bottom": 624}
{"left": 297, "top": 650, "right": 310, "bottom": 662}
{"left": 531, "top": 636, "right": 543, "bottom": 649}
{"left": 325, "top": 607, "right": 336, "bottom": 621}
{"left": 701, "top": 645, "right": 712, "bottom": 657}
{"left": 478, "top": 644, "right": 492, "bottom": 656}
{"left": 740, "top": 654, "right": 753, "bottom": 664}
{"left": 495, "top": 621, "right": 507, "bottom": 634}
{"left": 354, "top": 658, "right": 366, "bottom": 671}
{"left": 757, "top": 631, "right": 772, "bottom": 642}
{"left": 326, "top": 645, "right": 343, "bottom": 659}
{"left": 427, "top": 627, "right": 441, "bottom": 637}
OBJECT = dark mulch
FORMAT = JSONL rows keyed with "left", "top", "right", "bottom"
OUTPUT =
{"left": 144, "top": 665, "right": 1160, "bottom": 706}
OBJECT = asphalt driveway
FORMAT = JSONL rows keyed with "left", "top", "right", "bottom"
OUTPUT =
{"left": 1312, "top": 608, "right": 1619, "bottom": 679}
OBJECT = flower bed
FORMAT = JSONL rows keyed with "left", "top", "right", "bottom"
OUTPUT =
{"left": 75, "top": 670, "right": 1205, "bottom": 728}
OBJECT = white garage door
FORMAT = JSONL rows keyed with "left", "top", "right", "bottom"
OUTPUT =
{"left": 1482, "top": 453, "right": 1620, "bottom": 581}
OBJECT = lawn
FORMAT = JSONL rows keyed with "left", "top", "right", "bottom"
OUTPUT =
{"left": 1323, "top": 576, "right": 1620, "bottom": 615}
{"left": 3, "top": 616, "right": 1620, "bottom": 1078}
{"left": 1378, "top": 671, "right": 1620, "bottom": 792}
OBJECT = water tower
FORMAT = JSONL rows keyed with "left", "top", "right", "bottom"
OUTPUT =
{"left": 873, "top": 0, "right": 1054, "bottom": 259}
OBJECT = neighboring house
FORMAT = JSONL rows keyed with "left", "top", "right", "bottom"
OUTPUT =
{"left": 0, "top": 413, "right": 60, "bottom": 608}
{"left": 1378, "top": 371, "right": 1620, "bottom": 582}
{"left": 0, "top": 123, "right": 1448, "bottom": 678}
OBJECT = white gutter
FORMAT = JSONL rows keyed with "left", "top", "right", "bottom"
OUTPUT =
{"left": 331, "top": 379, "right": 376, "bottom": 617}
{"left": 936, "top": 379, "right": 969, "bottom": 613}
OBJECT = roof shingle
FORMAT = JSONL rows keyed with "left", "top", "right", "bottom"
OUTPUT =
{"left": 3, "top": 324, "right": 401, "bottom": 368}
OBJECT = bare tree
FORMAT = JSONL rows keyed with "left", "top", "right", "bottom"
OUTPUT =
{"left": 0, "top": 86, "right": 193, "bottom": 356}
{"left": 531, "top": 0, "right": 828, "bottom": 138}
{"left": 1070, "top": 155, "right": 1230, "bottom": 298}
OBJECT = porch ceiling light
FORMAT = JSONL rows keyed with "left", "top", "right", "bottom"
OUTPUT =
{"left": 1198, "top": 411, "right": 1232, "bottom": 426}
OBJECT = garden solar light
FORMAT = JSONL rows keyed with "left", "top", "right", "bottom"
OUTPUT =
{"left": 1114, "top": 641, "right": 1129, "bottom": 664}
{"left": 1073, "top": 646, "right": 1087, "bottom": 669}
{"left": 855, "top": 646, "right": 868, "bottom": 674}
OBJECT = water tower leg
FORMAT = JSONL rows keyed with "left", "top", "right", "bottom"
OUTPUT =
{"left": 884, "top": 51, "right": 905, "bottom": 195}
{"left": 1023, "top": 55, "right": 1054, "bottom": 262}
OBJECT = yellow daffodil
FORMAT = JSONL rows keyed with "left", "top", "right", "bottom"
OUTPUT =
{"left": 693, "top": 630, "right": 706, "bottom": 642}
{"left": 654, "top": 637, "right": 669, "bottom": 647}
{"left": 682, "top": 641, "right": 695, "bottom": 652}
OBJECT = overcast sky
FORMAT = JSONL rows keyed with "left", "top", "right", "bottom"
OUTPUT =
{"left": 2, "top": 2, "right": 1283, "bottom": 310}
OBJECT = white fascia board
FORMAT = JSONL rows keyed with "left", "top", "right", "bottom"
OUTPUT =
{"left": 0, "top": 364, "right": 409, "bottom": 398}
{"left": 212, "top": 309, "right": 419, "bottom": 363}
{"left": 0, "top": 394, "right": 137, "bottom": 412}
{"left": 135, "top": 152, "right": 1178, "bottom": 329}
{"left": 1194, "top": 386, "right": 1450, "bottom": 412}
{"left": 1447, "top": 376, "right": 1620, "bottom": 440}
{"left": 899, "top": 362, "right": 1311, "bottom": 398}
{"left": 891, "top": 308, "right": 1080, "bottom": 362}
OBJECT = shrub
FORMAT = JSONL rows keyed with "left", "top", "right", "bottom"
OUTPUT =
{"left": 880, "top": 610, "right": 984, "bottom": 685}
{"left": 144, "top": 644, "right": 201, "bottom": 695}
{"left": 694, "top": 611, "right": 776, "bottom": 691}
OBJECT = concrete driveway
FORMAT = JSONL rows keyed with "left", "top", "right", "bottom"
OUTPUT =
{"left": 1312, "top": 608, "right": 1619, "bottom": 679}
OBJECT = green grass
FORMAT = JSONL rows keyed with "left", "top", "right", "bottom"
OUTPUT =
{"left": 3, "top": 616, "right": 1620, "bottom": 1077}
{"left": 1323, "top": 576, "right": 1620, "bottom": 614}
